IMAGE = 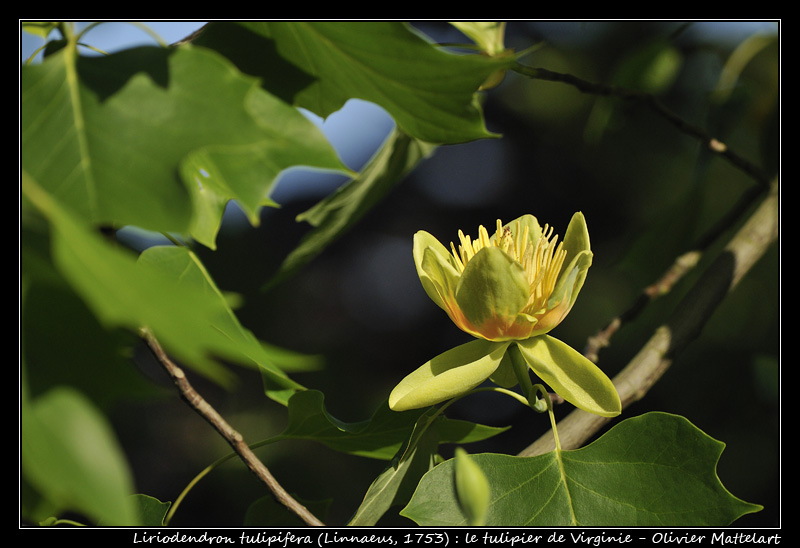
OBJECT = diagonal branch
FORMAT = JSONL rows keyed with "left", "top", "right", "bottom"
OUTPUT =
{"left": 584, "top": 182, "right": 768, "bottom": 363}
{"left": 511, "top": 63, "right": 773, "bottom": 187}
{"left": 140, "top": 328, "right": 324, "bottom": 526}
{"left": 519, "top": 178, "right": 778, "bottom": 457}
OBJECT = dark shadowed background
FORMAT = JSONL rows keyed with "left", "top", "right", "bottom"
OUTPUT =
{"left": 22, "top": 21, "right": 780, "bottom": 527}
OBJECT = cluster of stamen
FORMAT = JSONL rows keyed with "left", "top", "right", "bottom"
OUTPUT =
{"left": 450, "top": 219, "right": 567, "bottom": 316}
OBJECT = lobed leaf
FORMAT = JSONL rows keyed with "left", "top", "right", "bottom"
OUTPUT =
{"left": 270, "top": 390, "right": 508, "bottom": 461}
{"left": 231, "top": 21, "right": 510, "bottom": 144}
{"left": 21, "top": 174, "right": 297, "bottom": 387}
{"left": 401, "top": 412, "right": 762, "bottom": 526}
{"left": 20, "top": 41, "right": 346, "bottom": 248}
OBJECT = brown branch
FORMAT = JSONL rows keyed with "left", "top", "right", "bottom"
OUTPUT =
{"left": 519, "top": 178, "right": 778, "bottom": 457}
{"left": 512, "top": 63, "right": 773, "bottom": 187}
{"left": 584, "top": 184, "right": 768, "bottom": 362}
{"left": 140, "top": 328, "right": 324, "bottom": 526}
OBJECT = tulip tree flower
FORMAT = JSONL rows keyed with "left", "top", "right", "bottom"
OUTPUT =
{"left": 389, "top": 213, "right": 621, "bottom": 417}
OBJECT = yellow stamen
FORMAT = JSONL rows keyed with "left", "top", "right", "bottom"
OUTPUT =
{"left": 450, "top": 219, "right": 568, "bottom": 316}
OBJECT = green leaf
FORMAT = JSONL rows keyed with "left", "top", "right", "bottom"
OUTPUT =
{"left": 137, "top": 245, "right": 308, "bottom": 402}
{"left": 271, "top": 391, "right": 427, "bottom": 460}
{"left": 268, "top": 128, "right": 436, "bottom": 288}
{"left": 346, "top": 407, "right": 508, "bottom": 526}
{"left": 516, "top": 335, "right": 620, "bottom": 417}
{"left": 269, "top": 391, "right": 507, "bottom": 460}
{"left": 21, "top": 174, "right": 292, "bottom": 387}
{"left": 401, "top": 412, "right": 762, "bottom": 526}
{"left": 21, "top": 387, "right": 140, "bottom": 526}
{"left": 389, "top": 339, "right": 511, "bottom": 412}
{"left": 436, "top": 416, "right": 510, "bottom": 446}
{"left": 129, "top": 495, "right": 172, "bottom": 527}
{"left": 233, "top": 21, "right": 510, "bottom": 144}
{"left": 20, "top": 41, "right": 346, "bottom": 247}
{"left": 348, "top": 409, "right": 441, "bottom": 526}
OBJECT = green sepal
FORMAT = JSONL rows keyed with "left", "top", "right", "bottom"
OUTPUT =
{"left": 389, "top": 339, "right": 511, "bottom": 411}
{"left": 455, "top": 246, "right": 529, "bottom": 329}
{"left": 488, "top": 349, "right": 518, "bottom": 388}
{"left": 515, "top": 335, "right": 620, "bottom": 417}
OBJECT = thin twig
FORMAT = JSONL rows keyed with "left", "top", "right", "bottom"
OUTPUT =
{"left": 519, "top": 178, "right": 778, "bottom": 457}
{"left": 140, "top": 328, "right": 324, "bottom": 526}
{"left": 512, "top": 63, "right": 773, "bottom": 187}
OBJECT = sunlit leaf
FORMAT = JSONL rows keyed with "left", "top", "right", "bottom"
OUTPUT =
{"left": 22, "top": 174, "right": 285, "bottom": 386}
{"left": 226, "top": 21, "right": 510, "bottom": 143}
{"left": 137, "top": 245, "right": 309, "bottom": 402}
{"left": 268, "top": 128, "right": 435, "bottom": 287}
{"left": 402, "top": 412, "right": 762, "bottom": 526}
{"left": 20, "top": 41, "right": 346, "bottom": 248}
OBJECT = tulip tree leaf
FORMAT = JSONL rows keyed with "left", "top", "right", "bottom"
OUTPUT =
{"left": 137, "top": 245, "right": 310, "bottom": 403}
{"left": 20, "top": 41, "right": 346, "bottom": 248}
{"left": 401, "top": 412, "right": 762, "bottom": 526}
{"left": 272, "top": 391, "right": 427, "bottom": 460}
{"left": 345, "top": 404, "right": 509, "bottom": 526}
{"left": 451, "top": 22, "right": 507, "bottom": 56}
{"left": 437, "top": 416, "right": 510, "bottom": 447}
{"left": 348, "top": 409, "right": 441, "bottom": 526}
{"left": 128, "top": 495, "right": 172, "bottom": 527}
{"left": 268, "top": 128, "right": 436, "bottom": 288}
{"left": 21, "top": 175, "right": 292, "bottom": 388}
{"left": 228, "top": 21, "right": 510, "bottom": 144}
{"left": 271, "top": 390, "right": 508, "bottom": 461}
